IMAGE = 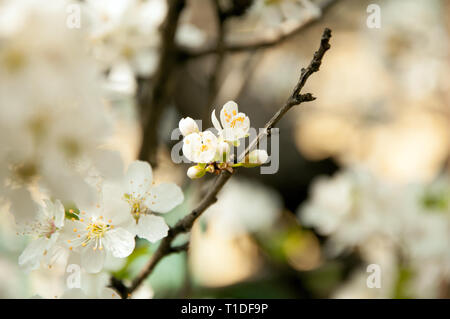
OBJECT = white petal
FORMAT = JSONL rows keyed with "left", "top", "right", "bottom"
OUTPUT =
{"left": 52, "top": 200, "right": 65, "bottom": 228}
{"left": 81, "top": 245, "right": 106, "bottom": 273}
{"left": 211, "top": 110, "right": 222, "bottom": 132}
{"left": 18, "top": 238, "right": 48, "bottom": 272}
{"left": 182, "top": 133, "right": 202, "bottom": 162}
{"left": 179, "top": 117, "right": 199, "bottom": 136}
{"left": 232, "top": 112, "right": 250, "bottom": 133}
{"left": 124, "top": 160, "right": 153, "bottom": 197}
{"left": 198, "top": 131, "right": 218, "bottom": 163}
{"left": 134, "top": 215, "right": 168, "bottom": 243}
{"left": 103, "top": 228, "right": 135, "bottom": 258}
{"left": 222, "top": 127, "right": 240, "bottom": 142}
{"left": 102, "top": 183, "right": 134, "bottom": 226}
{"left": 146, "top": 183, "right": 184, "bottom": 213}
{"left": 220, "top": 100, "right": 239, "bottom": 128}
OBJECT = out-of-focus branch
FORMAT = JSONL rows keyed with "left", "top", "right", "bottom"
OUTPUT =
{"left": 138, "top": 0, "right": 186, "bottom": 166}
{"left": 110, "top": 28, "right": 332, "bottom": 298}
{"left": 181, "top": 0, "right": 336, "bottom": 59}
{"left": 205, "top": 0, "right": 255, "bottom": 113}
{"left": 205, "top": 0, "right": 229, "bottom": 112}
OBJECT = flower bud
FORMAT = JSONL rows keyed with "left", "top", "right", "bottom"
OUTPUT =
{"left": 206, "top": 164, "right": 215, "bottom": 173}
{"left": 187, "top": 165, "right": 206, "bottom": 179}
{"left": 179, "top": 117, "right": 199, "bottom": 136}
{"left": 242, "top": 149, "right": 268, "bottom": 167}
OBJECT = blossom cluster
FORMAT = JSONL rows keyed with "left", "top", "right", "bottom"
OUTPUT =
{"left": 18, "top": 160, "right": 183, "bottom": 274}
{"left": 298, "top": 168, "right": 450, "bottom": 298}
{"left": 179, "top": 101, "right": 269, "bottom": 179}
{"left": 0, "top": 0, "right": 123, "bottom": 222}
{"left": 0, "top": 0, "right": 186, "bottom": 297}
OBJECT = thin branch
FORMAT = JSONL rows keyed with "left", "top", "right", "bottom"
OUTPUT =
{"left": 111, "top": 27, "right": 332, "bottom": 299}
{"left": 181, "top": 0, "right": 336, "bottom": 59}
{"left": 240, "top": 27, "right": 332, "bottom": 161}
{"left": 138, "top": 0, "right": 186, "bottom": 166}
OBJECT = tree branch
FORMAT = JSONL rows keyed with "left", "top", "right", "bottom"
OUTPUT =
{"left": 205, "top": 0, "right": 255, "bottom": 115}
{"left": 138, "top": 0, "right": 186, "bottom": 166}
{"left": 181, "top": 0, "right": 336, "bottom": 59}
{"left": 111, "top": 27, "right": 332, "bottom": 299}
{"left": 240, "top": 27, "right": 332, "bottom": 160}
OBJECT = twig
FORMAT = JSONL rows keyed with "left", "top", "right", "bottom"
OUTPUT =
{"left": 240, "top": 27, "right": 332, "bottom": 160}
{"left": 111, "top": 27, "right": 332, "bottom": 299}
{"left": 181, "top": 0, "right": 336, "bottom": 59}
{"left": 138, "top": 0, "right": 186, "bottom": 166}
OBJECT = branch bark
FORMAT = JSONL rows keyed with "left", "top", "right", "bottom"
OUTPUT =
{"left": 111, "top": 27, "right": 332, "bottom": 299}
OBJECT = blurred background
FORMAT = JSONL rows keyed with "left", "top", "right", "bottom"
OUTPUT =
{"left": 0, "top": 0, "right": 449, "bottom": 298}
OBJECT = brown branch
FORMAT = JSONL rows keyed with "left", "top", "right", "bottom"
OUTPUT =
{"left": 205, "top": 0, "right": 255, "bottom": 115}
{"left": 138, "top": 0, "right": 186, "bottom": 166}
{"left": 181, "top": 0, "right": 336, "bottom": 59}
{"left": 240, "top": 27, "right": 332, "bottom": 160}
{"left": 111, "top": 27, "right": 332, "bottom": 299}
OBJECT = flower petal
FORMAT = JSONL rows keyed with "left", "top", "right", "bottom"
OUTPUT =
{"left": 102, "top": 183, "right": 134, "bottom": 226}
{"left": 18, "top": 238, "right": 49, "bottom": 272}
{"left": 182, "top": 132, "right": 202, "bottom": 162}
{"left": 81, "top": 245, "right": 106, "bottom": 273}
{"left": 220, "top": 101, "right": 239, "bottom": 128}
{"left": 211, "top": 110, "right": 222, "bottom": 132}
{"left": 124, "top": 160, "right": 153, "bottom": 197}
{"left": 103, "top": 228, "right": 135, "bottom": 258}
{"left": 134, "top": 215, "right": 168, "bottom": 243}
{"left": 51, "top": 200, "right": 65, "bottom": 228}
{"left": 146, "top": 183, "right": 184, "bottom": 213}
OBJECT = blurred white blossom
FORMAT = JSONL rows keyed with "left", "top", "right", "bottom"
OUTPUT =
{"left": 0, "top": 0, "right": 123, "bottom": 221}
{"left": 299, "top": 167, "right": 450, "bottom": 297}
{"left": 103, "top": 160, "right": 184, "bottom": 243}
{"left": 204, "top": 178, "right": 282, "bottom": 238}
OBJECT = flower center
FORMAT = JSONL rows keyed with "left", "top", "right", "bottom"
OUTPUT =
{"left": 72, "top": 217, "right": 113, "bottom": 251}
{"left": 24, "top": 218, "right": 57, "bottom": 239}
{"left": 230, "top": 116, "right": 244, "bottom": 128}
{"left": 124, "top": 194, "right": 148, "bottom": 222}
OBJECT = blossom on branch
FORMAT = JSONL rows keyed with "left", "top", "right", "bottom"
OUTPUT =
{"left": 103, "top": 160, "right": 184, "bottom": 243}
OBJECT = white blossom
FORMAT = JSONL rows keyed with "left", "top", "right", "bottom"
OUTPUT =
{"left": 179, "top": 117, "right": 199, "bottom": 137}
{"left": 211, "top": 101, "right": 250, "bottom": 144}
{"left": 63, "top": 196, "right": 135, "bottom": 273}
{"left": 83, "top": 0, "right": 167, "bottom": 77}
{"left": 182, "top": 131, "right": 219, "bottom": 164}
{"left": 204, "top": 178, "right": 282, "bottom": 238}
{"left": 18, "top": 199, "right": 66, "bottom": 272}
{"left": 0, "top": 0, "right": 123, "bottom": 221}
{"left": 103, "top": 161, "right": 184, "bottom": 243}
